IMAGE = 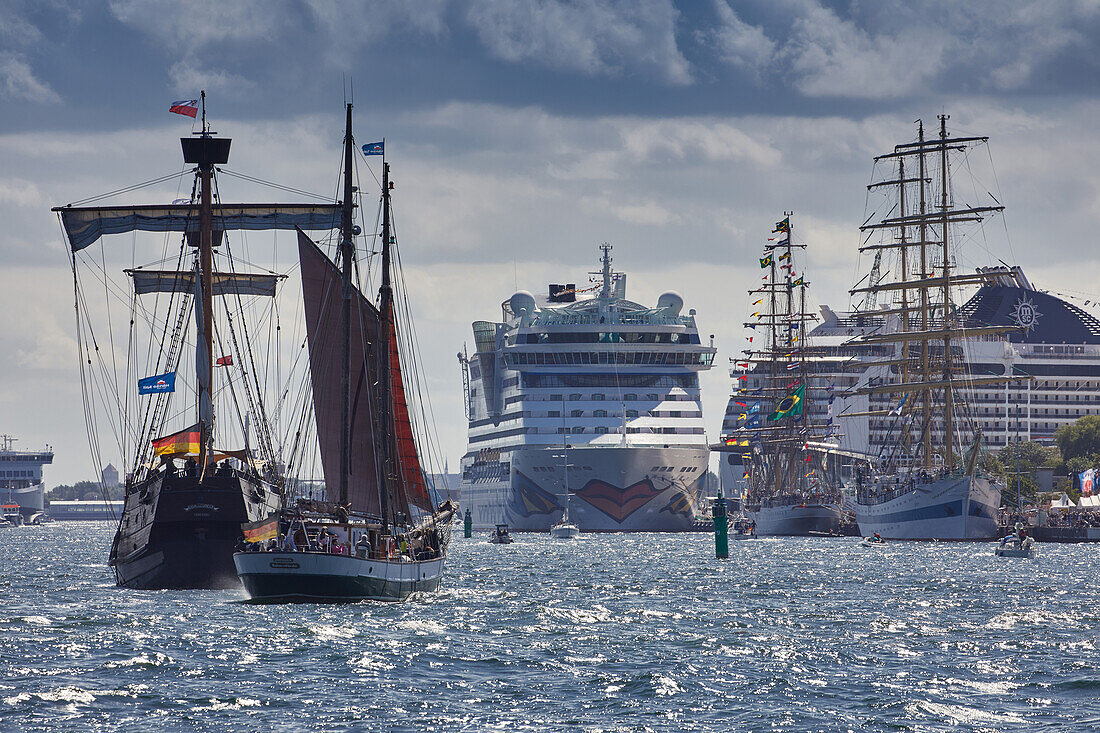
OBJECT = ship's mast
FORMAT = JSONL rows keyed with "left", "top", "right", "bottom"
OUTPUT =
{"left": 599, "top": 243, "right": 613, "bottom": 299}
{"left": 179, "top": 90, "right": 232, "bottom": 470}
{"left": 767, "top": 233, "right": 780, "bottom": 494}
{"left": 338, "top": 102, "right": 356, "bottom": 508}
{"left": 938, "top": 114, "right": 955, "bottom": 467}
{"left": 784, "top": 214, "right": 798, "bottom": 493}
{"left": 377, "top": 160, "right": 394, "bottom": 530}
{"left": 917, "top": 121, "right": 932, "bottom": 469}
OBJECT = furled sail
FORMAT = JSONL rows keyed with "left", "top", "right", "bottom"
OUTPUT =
{"left": 127, "top": 269, "right": 284, "bottom": 297}
{"left": 55, "top": 203, "right": 342, "bottom": 252}
{"left": 386, "top": 310, "right": 433, "bottom": 512}
{"left": 297, "top": 229, "right": 384, "bottom": 516}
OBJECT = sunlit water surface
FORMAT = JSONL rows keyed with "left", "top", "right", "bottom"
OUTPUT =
{"left": 2, "top": 523, "right": 1098, "bottom": 731}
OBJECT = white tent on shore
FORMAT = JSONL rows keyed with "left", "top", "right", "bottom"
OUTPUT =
{"left": 1051, "top": 493, "right": 1077, "bottom": 510}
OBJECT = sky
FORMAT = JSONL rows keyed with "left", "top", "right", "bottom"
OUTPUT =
{"left": 2, "top": 0, "right": 1100, "bottom": 487}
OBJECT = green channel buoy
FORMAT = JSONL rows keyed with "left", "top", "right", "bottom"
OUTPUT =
{"left": 713, "top": 494, "right": 728, "bottom": 559}
{"left": 463, "top": 508, "right": 472, "bottom": 539}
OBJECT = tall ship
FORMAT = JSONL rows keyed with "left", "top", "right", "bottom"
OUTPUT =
{"left": 55, "top": 94, "right": 341, "bottom": 588}
{"left": 718, "top": 216, "right": 845, "bottom": 536}
{"left": 0, "top": 435, "right": 54, "bottom": 524}
{"left": 235, "top": 105, "right": 456, "bottom": 602}
{"left": 458, "top": 246, "right": 716, "bottom": 531}
{"left": 807, "top": 269, "right": 1100, "bottom": 456}
{"left": 840, "top": 115, "right": 1028, "bottom": 540}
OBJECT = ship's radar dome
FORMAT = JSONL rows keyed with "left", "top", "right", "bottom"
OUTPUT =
{"left": 509, "top": 290, "right": 537, "bottom": 318}
{"left": 657, "top": 291, "right": 684, "bottom": 316}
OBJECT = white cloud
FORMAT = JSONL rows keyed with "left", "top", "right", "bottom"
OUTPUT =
{"left": 0, "top": 178, "right": 47, "bottom": 207}
{"left": 0, "top": 54, "right": 60, "bottom": 103}
{"left": 302, "top": 0, "right": 449, "bottom": 66}
{"left": 465, "top": 0, "right": 692, "bottom": 85}
{"left": 168, "top": 61, "right": 257, "bottom": 96}
{"left": 108, "top": 0, "right": 296, "bottom": 51}
{"left": 775, "top": 0, "right": 1100, "bottom": 99}
{"left": 700, "top": 0, "right": 775, "bottom": 75}
{"left": 781, "top": 3, "right": 946, "bottom": 99}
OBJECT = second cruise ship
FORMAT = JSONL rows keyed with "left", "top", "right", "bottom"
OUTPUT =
{"left": 458, "top": 246, "right": 716, "bottom": 532}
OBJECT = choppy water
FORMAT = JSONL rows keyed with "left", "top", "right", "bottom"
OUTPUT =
{"left": 2, "top": 522, "right": 1099, "bottom": 731}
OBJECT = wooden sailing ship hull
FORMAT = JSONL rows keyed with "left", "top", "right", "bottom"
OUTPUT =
{"left": 854, "top": 474, "right": 1000, "bottom": 541}
{"left": 109, "top": 470, "right": 280, "bottom": 590}
{"left": 748, "top": 502, "right": 845, "bottom": 537}
{"left": 233, "top": 551, "right": 446, "bottom": 603}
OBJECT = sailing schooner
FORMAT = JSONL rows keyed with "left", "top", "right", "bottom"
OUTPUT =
{"left": 233, "top": 103, "right": 456, "bottom": 602}
{"left": 841, "top": 115, "right": 1029, "bottom": 540}
{"left": 56, "top": 94, "right": 342, "bottom": 589}
{"left": 723, "top": 214, "right": 846, "bottom": 536}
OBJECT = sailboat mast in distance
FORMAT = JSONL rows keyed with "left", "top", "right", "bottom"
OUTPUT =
{"left": 844, "top": 113, "right": 1030, "bottom": 540}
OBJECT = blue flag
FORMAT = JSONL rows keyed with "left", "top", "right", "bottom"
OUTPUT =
{"left": 138, "top": 371, "right": 176, "bottom": 395}
{"left": 362, "top": 141, "right": 384, "bottom": 156}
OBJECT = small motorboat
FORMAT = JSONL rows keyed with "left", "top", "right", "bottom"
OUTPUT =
{"left": 490, "top": 524, "right": 514, "bottom": 544}
{"left": 995, "top": 524, "right": 1037, "bottom": 558}
{"left": 1, "top": 505, "right": 23, "bottom": 527}
{"left": 29, "top": 512, "right": 53, "bottom": 525}
{"left": 730, "top": 516, "right": 756, "bottom": 540}
{"left": 860, "top": 534, "right": 887, "bottom": 547}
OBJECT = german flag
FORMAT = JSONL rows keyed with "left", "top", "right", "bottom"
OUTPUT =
{"left": 242, "top": 516, "right": 278, "bottom": 543}
{"left": 152, "top": 424, "right": 201, "bottom": 456}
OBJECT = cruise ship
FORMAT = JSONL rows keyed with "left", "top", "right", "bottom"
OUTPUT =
{"left": 458, "top": 246, "right": 717, "bottom": 532}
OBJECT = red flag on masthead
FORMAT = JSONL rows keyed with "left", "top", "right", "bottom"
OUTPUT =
{"left": 169, "top": 99, "right": 199, "bottom": 118}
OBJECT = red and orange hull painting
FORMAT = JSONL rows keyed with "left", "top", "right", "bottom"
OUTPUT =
{"left": 572, "top": 478, "right": 664, "bottom": 523}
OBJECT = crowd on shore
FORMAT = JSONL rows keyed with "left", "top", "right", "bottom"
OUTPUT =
{"left": 997, "top": 507, "right": 1100, "bottom": 529}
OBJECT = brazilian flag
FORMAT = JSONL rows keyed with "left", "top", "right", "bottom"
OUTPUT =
{"left": 773, "top": 217, "right": 790, "bottom": 234}
{"left": 792, "top": 276, "right": 805, "bottom": 287}
{"left": 760, "top": 254, "right": 773, "bottom": 268}
{"left": 769, "top": 384, "right": 805, "bottom": 421}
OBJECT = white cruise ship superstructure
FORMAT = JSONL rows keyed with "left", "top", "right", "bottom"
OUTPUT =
{"left": 458, "top": 246, "right": 716, "bottom": 532}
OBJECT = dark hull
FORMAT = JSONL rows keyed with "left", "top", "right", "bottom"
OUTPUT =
{"left": 234, "top": 552, "right": 446, "bottom": 603}
{"left": 750, "top": 503, "right": 845, "bottom": 537}
{"left": 109, "top": 469, "right": 280, "bottom": 590}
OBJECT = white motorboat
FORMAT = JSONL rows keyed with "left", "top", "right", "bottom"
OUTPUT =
{"left": 995, "top": 524, "right": 1037, "bottom": 558}
{"left": 860, "top": 535, "right": 887, "bottom": 548}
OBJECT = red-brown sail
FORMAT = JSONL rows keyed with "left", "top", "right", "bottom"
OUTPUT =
{"left": 297, "top": 229, "right": 385, "bottom": 515}
{"left": 386, "top": 309, "right": 433, "bottom": 511}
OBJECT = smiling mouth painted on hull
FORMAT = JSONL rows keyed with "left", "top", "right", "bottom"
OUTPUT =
{"left": 573, "top": 479, "right": 664, "bottom": 523}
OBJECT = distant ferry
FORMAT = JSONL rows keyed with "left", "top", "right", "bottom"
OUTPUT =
{"left": 458, "top": 246, "right": 717, "bottom": 532}
{"left": 0, "top": 435, "right": 54, "bottom": 522}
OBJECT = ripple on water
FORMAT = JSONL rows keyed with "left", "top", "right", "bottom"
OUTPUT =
{"left": 2, "top": 525, "right": 1100, "bottom": 730}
